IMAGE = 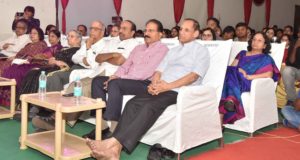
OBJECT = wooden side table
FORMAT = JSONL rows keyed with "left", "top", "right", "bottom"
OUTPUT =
{"left": 0, "top": 77, "right": 16, "bottom": 119}
{"left": 20, "top": 92, "right": 105, "bottom": 160}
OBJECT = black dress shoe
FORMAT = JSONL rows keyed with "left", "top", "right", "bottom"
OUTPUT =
{"left": 82, "top": 128, "right": 112, "bottom": 140}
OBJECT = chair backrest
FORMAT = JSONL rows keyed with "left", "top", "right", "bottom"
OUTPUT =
{"left": 228, "top": 42, "right": 286, "bottom": 71}
{"left": 196, "top": 40, "right": 233, "bottom": 101}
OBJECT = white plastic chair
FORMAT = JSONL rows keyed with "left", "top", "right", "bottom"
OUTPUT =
{"left": 224, "top": 42, "right": 286, "bottom": 136}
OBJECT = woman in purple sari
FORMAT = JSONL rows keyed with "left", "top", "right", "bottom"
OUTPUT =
{"left": 219, "top": 32, "right": 280, "bottom": 124}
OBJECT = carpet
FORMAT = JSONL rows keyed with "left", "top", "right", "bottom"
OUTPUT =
{"left": 189, "top": 127, "right": 300, "bottom": 160}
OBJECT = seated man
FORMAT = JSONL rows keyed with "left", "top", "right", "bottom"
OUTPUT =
{"left": 282, "top": 98, "right": 300, "bottom": 132}
{"left": 86, "top": 18, "right": 210, "bottom": 160}
{"left": 0, "top": 19, "right": 30, "bottom": 57}
{"left": 46, "top": 20, "right": 106, "bottom": 92}
{"left": 83, "top": 19, "right": 169, "bottom": 139}
{"left": 282, "top": 38, "right": 300, "bottom": 105}
{"left": 65, "top": 20, "right": 139, "bottom": 98}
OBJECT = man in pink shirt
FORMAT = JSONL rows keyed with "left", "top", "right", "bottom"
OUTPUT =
{"left": 83, "top": 19, "right": 169, "bottom": 139}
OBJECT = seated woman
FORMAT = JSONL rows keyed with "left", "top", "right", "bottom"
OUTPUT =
{"left": 0, "top": 27, "right": 47, "bottom": 76}
{"left": 0, "top": 28, "right": 62, "bottom": 106}
{"left": 21, "top": 30, "right": 82, "bottom": 130}
{"left": 17, "top": 30, "right": 81, "bottom": 104}
{"left": 219, "top": 32, "right": 280, "bottom": 124}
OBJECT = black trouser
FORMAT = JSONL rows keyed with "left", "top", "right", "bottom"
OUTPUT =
{"left": 91, "top": 76, "right": 150, "bottom": 121}
{"left": 112, "top": 91, "right": 178, "bottom": 153}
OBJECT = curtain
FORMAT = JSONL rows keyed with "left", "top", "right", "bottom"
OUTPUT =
{"left": 244, "top": 0, "right": 252, "bottom": 25}
{"left": 173, "top": 0, "right": 185, "bottom": 25}
{"left": 113, "top": 0, "right": 122, "bottom": 16}
{"left": 207, "top": 0, "right": 214, "bottom": 18}
{"left": 61, "top": 0, "right": 69, "bottom": 34}
{"left": 265, "top": 0, "right": 271, "bottom": 27}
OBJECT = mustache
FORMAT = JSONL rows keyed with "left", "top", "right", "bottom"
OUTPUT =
{"left": 144, "top": 35, "right": 150, "bottom": 38}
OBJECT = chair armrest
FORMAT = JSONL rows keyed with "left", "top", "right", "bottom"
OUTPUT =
{"left": 176, "top": 85, "right": 218, "bottom": 113}
{"left": 250, "top": 78, "right": 276, "bottom": 98}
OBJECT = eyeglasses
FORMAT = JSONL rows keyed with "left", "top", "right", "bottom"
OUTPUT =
{"left": 89, "top": 27, "right": 102, "bottom": 31}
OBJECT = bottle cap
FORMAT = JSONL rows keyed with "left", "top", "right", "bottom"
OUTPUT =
{"left": 41, "top": 71, "right": 45, "bottom": 75}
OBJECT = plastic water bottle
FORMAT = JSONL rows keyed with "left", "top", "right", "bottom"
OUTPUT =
{"left": 38, "top": 71, "right": 47, "bottom": 99}
{"left": 74, "top": 77, "right": 82, "bottom": 104}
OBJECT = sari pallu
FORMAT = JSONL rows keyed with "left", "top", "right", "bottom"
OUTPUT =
{"left": 0, "top": 43, "right": 62, "bottom": 107}
{"left": 16, "top": 47, "right": 80, "bottom": 106}
{"left": 219, "top": 50, "right": 280, "bottom": 124}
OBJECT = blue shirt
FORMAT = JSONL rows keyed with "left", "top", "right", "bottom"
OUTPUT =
{"left": 156, "top": 40, "right": 210, "bottom": 92}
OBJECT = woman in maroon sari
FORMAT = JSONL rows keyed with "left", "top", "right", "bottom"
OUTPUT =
{"left": 0, "top": 27, "right": 47, "bottom": 75}
{"left": 0, "top": 28, "right": 62, "bottom": 106}
{"left": 219, "top": 32, "right": 280, "bottom": 124}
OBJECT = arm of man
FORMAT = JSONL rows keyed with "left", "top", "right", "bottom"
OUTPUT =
{"left": 72, "top": 44, "right": 87, "bottom": 64}
{"left": 148, "top": 71, "right": 162, "bottom": 95}
{"left": 151, "top": 72, "right": 199, "bottom": 95}
{"left": 95, "top": 52, "right": 126, "bottom": 65}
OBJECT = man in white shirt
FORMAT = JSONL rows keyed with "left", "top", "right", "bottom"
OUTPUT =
{"left": 0, "top": 19, "right": 31, "bottom": 57}
{"left": 46, "top": 20, "right": 106, "bottom": 92}
{"left": 80, "top": 20, "right": 140, "bottom": 139}
{"left": 65, "top": 20, "right": 139, "bottom": 95}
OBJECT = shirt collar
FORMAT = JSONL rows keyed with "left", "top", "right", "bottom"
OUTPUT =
{"left": 146, "top": 40, "right": 161, "bottom": 48}
{"left": 180, "top": 40, "right": 196, "bottom": 47}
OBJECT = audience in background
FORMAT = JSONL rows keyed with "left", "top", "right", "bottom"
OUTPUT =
{"left": 12, "top": 6, "right": 40, "bottom": 33}
{"left": 171, "top": 26, "right": 180, "bottom": 38}
{"left": 110, "top": 24, "right": 120, "bottom": 38}
{"left": 234, "top": 22, "right": 248, "bottom": 42}
{"left": 206, "top": 17, "right": 220, "bottom": 33}
{"left": 280, "top": 34, "right": 293, "bottom": 63}
{"left": 266, "top": 27, "right": 276, "bottom": 42}
{"left": 276, "top": 28, "right": 284, "bottom": 41}
{"left": 162, "top": 29, "right": 171, "bottom": 38}
{"left": 201, "top": 28, "right": 216, "bottom": 41}
{"left": 135, "top": 29, "right": 144, "bottom": 37}
{"left": 222, "top": 25, "right": 235, "bottom": 40}
{"left": 45, "top": 24, "right": 57, "bottom": 35}
{"left": 284, "top": 25, "right": 294, "bottom": 41}
{"left": 77, "top": 24, "right": 88, "bottom": 36}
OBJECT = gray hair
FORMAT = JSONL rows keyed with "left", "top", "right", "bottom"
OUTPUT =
{"left": 68, "top": 29, "right": 82, "bottom": 42}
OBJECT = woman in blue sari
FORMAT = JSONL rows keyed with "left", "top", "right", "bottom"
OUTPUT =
{"left": 219, "top": 32, "right": 280, "bottom": 124}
